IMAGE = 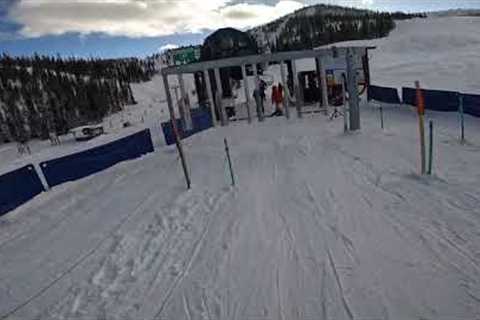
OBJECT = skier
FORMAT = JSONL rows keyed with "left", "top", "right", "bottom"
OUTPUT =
{"left": 270, "top": 83, "right": 284, "bottom": 117}
{"left": 253, "top": 78, "right": 267, "bottom": 118}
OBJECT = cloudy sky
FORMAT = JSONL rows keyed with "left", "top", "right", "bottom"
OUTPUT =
{"left": 1, "top": 0, "right": 480, "bottom": 58}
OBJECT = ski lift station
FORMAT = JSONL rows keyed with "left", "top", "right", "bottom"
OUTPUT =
{"left": 161, "top": 28, "right": 375, "bottom": 135}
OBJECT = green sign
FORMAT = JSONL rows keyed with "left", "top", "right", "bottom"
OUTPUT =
{"left": 173, "top": 47, "right": 201, "bottom": 65}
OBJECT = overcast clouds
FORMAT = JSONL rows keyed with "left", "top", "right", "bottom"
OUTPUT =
{"left": 7, "top": 0, "right": 305, "bottom": 38}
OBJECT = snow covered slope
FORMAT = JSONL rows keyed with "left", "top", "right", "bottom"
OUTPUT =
{"left": 2, "top": 104, "right": 480, "bottom": 319}
{"left": 328, "top": 16, "right": 480, "bottom": 93}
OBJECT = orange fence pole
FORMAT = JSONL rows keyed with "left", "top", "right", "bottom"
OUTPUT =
{"left": 415, "top": 81, "right": 426, "bottom": 175}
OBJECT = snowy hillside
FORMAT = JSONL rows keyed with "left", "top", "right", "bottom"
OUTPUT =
{"left": 429, "top": 9, "right": 480, "bottom": 17}
{"left": 248, "top": 4, "right": 423, "bottom": 52}
{"left": 2, "top": 16, "right": 480, "bottom": 320}
{"left": 328, "top": 16, "right": 480, "bottom": 94}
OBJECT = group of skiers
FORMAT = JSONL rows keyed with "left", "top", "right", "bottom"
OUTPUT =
{"left": 253, "top": 79, "right": 286, "bottom": 118}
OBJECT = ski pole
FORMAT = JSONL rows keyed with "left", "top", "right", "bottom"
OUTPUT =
{"left": 224, "top": 138, "right": 235, "bottom": 186}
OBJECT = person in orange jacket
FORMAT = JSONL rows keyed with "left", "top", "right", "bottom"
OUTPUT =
{"left": 271, "top": 83, "right": 284, "bottom": 117}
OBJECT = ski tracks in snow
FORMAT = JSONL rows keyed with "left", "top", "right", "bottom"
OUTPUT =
{"left": 42, "top": 188, "right": 233, "bottom": 320}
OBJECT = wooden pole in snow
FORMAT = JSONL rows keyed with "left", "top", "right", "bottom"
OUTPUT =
{"left": 163, "top": 74, "right": 191, "bottom": 189}
{"left": 415, "top": 81, "right": 426, "bottom": 175}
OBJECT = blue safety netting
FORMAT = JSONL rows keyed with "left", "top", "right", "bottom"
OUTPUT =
{"left": 402, "top": 87, "right": 459, "bottom": 112}
{"left": 40, "top": 129, "right": 154, "bottom": 187}
{"left": 0, "top": 165, "right": 45, "bottom": 216}
{"left": 368, "top": 85, "right": 401, "bottom": 104}
{"left": 161, "top": 107, "right": 213, "bottom": 146}
{"left": 462, "top": 94, "right": 480, "bottom": 117}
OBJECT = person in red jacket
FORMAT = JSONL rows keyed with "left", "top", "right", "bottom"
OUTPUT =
{"left": 271, "top": 83, "right": 284, "bottom": 117}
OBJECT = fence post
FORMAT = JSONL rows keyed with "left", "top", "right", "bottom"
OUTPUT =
{"left": 459, "top": 94, "right": 465, "bottom": 144}
{"left": 380, "top": 105, "right": 384, "bottom": 129}
{"left": 415, "top": 81, "right": 426, "bottom": 175}
{"left": 428, "top": 120, "right": 434, "bottom": 175}
{"left": 224, "top": 138, "right": 235, "bottom": 186}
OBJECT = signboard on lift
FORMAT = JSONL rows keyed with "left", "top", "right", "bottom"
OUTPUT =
{"left": 163, "top": 46, "right": 201, "bottom": 66}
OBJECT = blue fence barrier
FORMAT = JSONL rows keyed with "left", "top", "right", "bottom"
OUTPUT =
{"left": 0, "top": 165, "right": 45, "bottom": 216}
{"left": 462, "top": 94, "right": 480, "bottom": 117}
{"left": 402, "top": 87, "right": 459, "bottom": 112}
{"left": 162, "top": 107, "right": 213, "bottom": 146}
{"left": 40, "top": 129, "right": 154, "bottom": 187}
{"left": 368, "top": 85, "right": 401, "bottom": 104}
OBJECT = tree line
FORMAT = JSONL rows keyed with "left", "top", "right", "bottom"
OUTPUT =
{"left": 250, "top": 4, "right": 426, "bottom": 52}
{"left": 0, "top": 54, "right": 157, "bottom": 142}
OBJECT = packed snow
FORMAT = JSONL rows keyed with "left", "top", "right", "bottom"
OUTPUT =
{"left": 1, "top": 16, "right": 480, "bottom": 320}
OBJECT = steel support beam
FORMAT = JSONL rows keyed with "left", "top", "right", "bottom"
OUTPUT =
{"left": 317, "top": 57, "right": 329, "bottom": 112}
{"left": 280, "top": 61, "right": 290, "bottom": 119}
{"left": 214, "top": 68, "right": 227, "bottom": 126}
{"left": 162, "top": 47, "right": 374, "bottom": 75}
{"left": 203, "top": 70, "right": 217, "bottom": 127}
{"left": 346, "top": 48, "right": 360, "bottom": 131}
{"left": 291, "top": 60, "right": 302, "bottom": 118}
{"left": 241, "top": 64, "right": 252, "bottom": 123}
{"left": 177, "top": 74, "right": 192, "bottom": 130}
{"left": 253, "top": 63, "right": 264, "bottom": 122}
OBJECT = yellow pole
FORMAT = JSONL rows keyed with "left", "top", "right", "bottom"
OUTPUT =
{"left": 415, "top": 81, "right": 426, "bottom": 175}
